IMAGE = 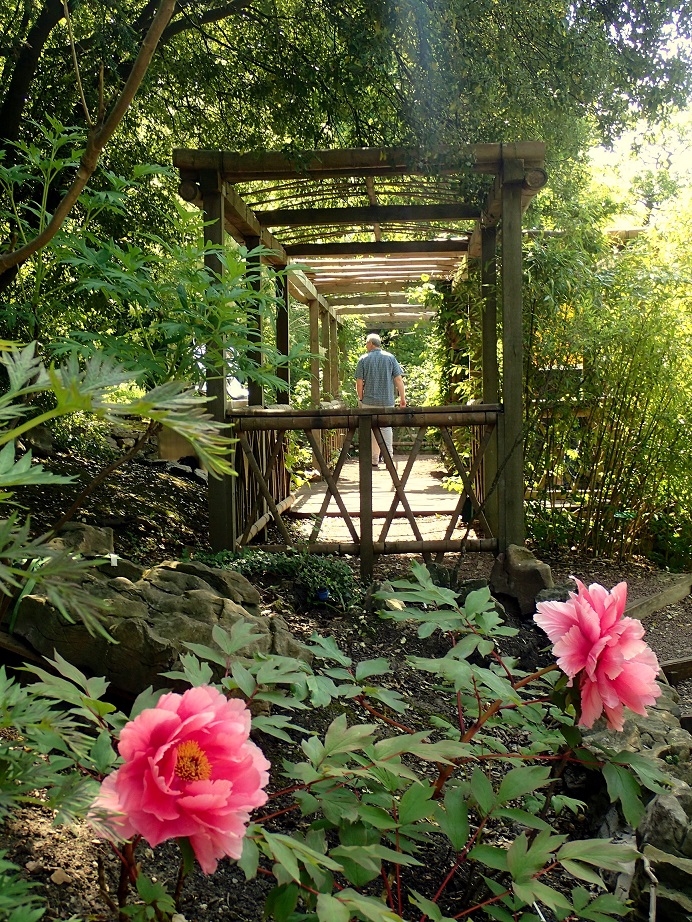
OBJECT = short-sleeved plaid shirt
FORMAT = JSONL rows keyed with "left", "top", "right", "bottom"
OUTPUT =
{"left": 355, "top": 348, "right": 403, "bottom": 406}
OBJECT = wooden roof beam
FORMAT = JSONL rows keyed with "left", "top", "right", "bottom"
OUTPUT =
{"left": 173, "top": 143, "right": 546, "bottom": 181}
{"left": 313, "top": 280, "right": 431, "bottom": 294}
{"left": 335, "top": 304, "right": 429, "bottom": 315}
{"left": 285, "top": 240, "right": 468, "bottom": 256}
{"left": 468, "top": 157, "right": 548, "bottom": 258}
{"left": 328, "top": 292, "right": 410, "bottom": 305}
{"left": 256, "top": 204, "right": 480, "bottom": 227}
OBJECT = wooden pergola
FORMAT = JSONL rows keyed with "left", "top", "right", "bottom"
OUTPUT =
{"left": 173, "top": 143, "right": 547, "bottom": 568}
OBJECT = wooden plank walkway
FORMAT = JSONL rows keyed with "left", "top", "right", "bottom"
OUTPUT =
{"left": 291, "top": 454, "right": 460, "bottom": 517}
{"left": 288, "top": 453, "right": 477, "bottom": 545}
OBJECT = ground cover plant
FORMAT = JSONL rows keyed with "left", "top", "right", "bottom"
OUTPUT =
{"left": 0, "top": 561, "right": 670, "bottom": 921}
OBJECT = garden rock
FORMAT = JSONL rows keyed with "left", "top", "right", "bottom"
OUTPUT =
{"left": 47, "top": 523, "right": 114, "bottom": 557}
{"left": 13, "top": 559, "right": 306, "bottom": 697}
{"left": 489, "top": 544, "right": 553, "bottom": 616}
{"left": 579, "top": 678, "right": 692, "bottom": 920}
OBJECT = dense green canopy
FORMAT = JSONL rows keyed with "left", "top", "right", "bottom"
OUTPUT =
{"left": 2, "top": 0, "right": 691, "bottom": 161}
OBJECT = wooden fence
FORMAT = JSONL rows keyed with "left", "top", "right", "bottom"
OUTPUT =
{"left": 229, "top": 405, "right": 502, "bottom": 578}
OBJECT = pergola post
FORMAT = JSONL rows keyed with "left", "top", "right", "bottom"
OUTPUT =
{"left": 200, "top": 169, "right": 236, "bottom": 552}
{"left": 245, "top": 235, "right": 264, "bottom": 408}
{"left": 329, "top": 313, "right": 339, "bottom": 397}
{"left": 309, "top": 298, "right": 320, "bottom": 407}
{"left": 276, "top": 271, "right": 290, "bottom": 404}
{"left": 320, "top": 305, "right": 331, "bottom": 398}
{"left": 500, "top": 160, "right": 525, "bottom": 548}
{"left": 481, "top": 225, "right": 500, "bottom": 538}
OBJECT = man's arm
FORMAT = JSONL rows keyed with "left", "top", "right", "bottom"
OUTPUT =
{"left": 356, "top": 377, "right": 364, "bottom": 401}
{"left": 394, "top": 375, "right": 406, "bottom": 407}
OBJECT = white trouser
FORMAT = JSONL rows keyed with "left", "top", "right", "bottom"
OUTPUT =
{"left": 372, "top": 425, "right": 393, "bottom": 464}
{"left": 371, "top": 407, "right": 394, "bottom": 464}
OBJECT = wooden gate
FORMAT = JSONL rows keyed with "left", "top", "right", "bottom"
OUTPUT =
{"left": 229, "top": 405, "right": 502, "bottom": 578}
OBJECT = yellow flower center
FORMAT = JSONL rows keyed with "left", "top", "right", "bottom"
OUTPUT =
{"left": 175, "top": 740, "right": 212, "bottom": 782}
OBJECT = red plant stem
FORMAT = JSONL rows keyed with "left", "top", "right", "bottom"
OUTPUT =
{"left": 453, "top": 861, "right": 560, "bottom": 919}
{"left": 418, "top": 819, "right": 489, "bottom": 922}
{"left": 432, "top": 663, "right": 559, "bottom": 798}
{"left": 456, "top": 687, "right": 466, "bottom": 735}
{"left": 256, "top": 802, "right": 302, "bottom": 823}
{"left": 448, "top": 635, "right": 467, "bottom": 734}
{"left": 355, "top": 694, "right": 417, "bottom": 733}
{"left": 380, "top": 866, "right": 395, "bottom": 909}
{"left": 394, "top": 809, "right": 403, "bottom": 918}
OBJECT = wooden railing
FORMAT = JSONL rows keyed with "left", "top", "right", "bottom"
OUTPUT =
{"left": 228, "top": 405, "right": 502, "bottom": 578}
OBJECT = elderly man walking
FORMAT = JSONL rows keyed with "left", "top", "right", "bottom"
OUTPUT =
{"left": 355, "top": 333, "right": 406, "bottom": 469}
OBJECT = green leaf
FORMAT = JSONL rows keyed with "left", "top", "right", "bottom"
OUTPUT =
{"left": 494, "top": 807, "right": 551, "bottom": 831}
{"left": 507, "top": 830, "right": 564, "bottom": 882}
{"left": 231, "top": 662, "right": 257, "bottom": 697}
{"left": 316, "top": 893, "right": 350, "bottom": 922}
{"left": 497, "top": 765, "right": 551, "bottom": 805}
{"left": 355, "top": 658, "right": 391, "bottom": 681}
{"left": 469, "top": 843, "right": 509, "bottom": 871}
{"left": 337, "top": 888, "right": 403, "bottom": 922}
{"left": 398, "top": 782, "right": 436, "bottom": 826}
{"left": 214, "top": 619, "right": 266, "bottom": 655}
{"left": 263, "top": 883, "right": 299, "bottom": 922}
{"left": 558, "top": 838, "right": 639, "bottom": 885}
{"left": 239, "top": 834, "right": 259, "bottom": 880}
{"left": 602, "top": 762, "right": 645, "bottom": 827}
{"left": 470, "top": 767, "right": 496, "bottom": 815}
{"left": 558, "top": 838, "right": 639, "bottom": 870}
{"left": 408, "top": 890, "right": 457, "bottom": 922}
{"left": 260, "top": 831, "right": 301, "bottom": 882}
{"left": 269, "top": 834, "right": 341, "bottom": 872}
{"left": 307, "top": 633, "right": 352, "bottom": 666}
{"left": 90, "top": 730, "right": 117, "bottom": 774}
{"left": 322, "top": 714, "right": 377, "bottom": 758}
{"left": 437, "top": 786, "right": 470, "bottom": 851}
{"left": 134, "top": 874, "right": 176, "bottom": 913}
{"left": 512, "top": 879, "right": 572, "bottom": 911}
{"left": 178, "top": 837, "right": 196, "bottom": 877}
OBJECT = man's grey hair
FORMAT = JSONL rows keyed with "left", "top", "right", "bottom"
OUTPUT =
{"left": 366, "top": 333, "right": 381, "bottom": 347}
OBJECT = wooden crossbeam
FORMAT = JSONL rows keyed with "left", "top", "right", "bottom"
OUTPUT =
{"left": 256, "top": 204, "right": 480, "bottom": 227}
{"left": 314, "top": 271, "right": 453, "bottom": 284}
{"left": 285, "top": 240, "right": 469, "bottom": 256}
{"left": 173, "top": 143, "right": 546, "bottom": 181}
{"left": 335, "top": 309, "right": 435, "bottom": 321}
{"left": 332, "top": 301, "right": 422, "bottom": 317}
{"left": 310, "top": 261, "right": 460, "bottom": 275}
{"left": 303, "top": 253, "right": 459, "bottom": 270}
{"left": 313, "top": 280, "right": 434, "bottom": 294}
{"left": 328, "top": 293, "right": 409, "bottom": 305}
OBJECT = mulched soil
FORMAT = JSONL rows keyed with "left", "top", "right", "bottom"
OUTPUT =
{"left": 3, "top": 447, "right": 692, "bottom": 921}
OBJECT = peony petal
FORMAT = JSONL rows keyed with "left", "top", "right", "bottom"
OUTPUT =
{"left": 533, "top": 598, "right": 580, "bottom": 644}
{"left": 578, "top": 676, "right": 604, "bottom": 729}
{"left": 89, "top": 685, "right": 269, "bottom": 868}
{"left": 89, "top": 772, "right": 137, "bottom": 842}
{"left": 553, "top": 623, "right": 598, "bottom": 677}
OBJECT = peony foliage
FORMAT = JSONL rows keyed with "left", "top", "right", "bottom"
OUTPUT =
{"left": 1, "top": 561, "right": 670, "bottom": 920}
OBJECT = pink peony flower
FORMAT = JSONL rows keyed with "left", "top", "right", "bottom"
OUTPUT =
{"left": 91, "top": 685, "right": 270, "bottom": 873}
{"left": 534, "top": 578, "right": 661, "bottom": 731}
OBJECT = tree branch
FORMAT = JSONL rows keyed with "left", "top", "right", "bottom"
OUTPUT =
{"left": 0, "top": 0, "right": 178, "bottom": 279}
{"left": 0, "top": 0, "right": 66, "bottom": 148}
{"left": 159, "top": 0, "right": 250, "bottom": 43}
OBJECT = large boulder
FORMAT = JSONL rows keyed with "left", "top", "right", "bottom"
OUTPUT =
{"left": 13, "top": 558, "right": 306, "bottom": 697}
{"left": 489, "top": 544, "right": 554, "bottom": 616}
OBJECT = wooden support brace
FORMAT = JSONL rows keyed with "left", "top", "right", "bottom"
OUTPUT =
{"left": 305, "top": 429, "right": 360, "bottom": 544}
{"left": 237, "top": 432, "right": 294, "bottom": 546}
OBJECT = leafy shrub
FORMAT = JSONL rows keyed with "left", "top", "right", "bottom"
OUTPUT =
{"left": 196, "top": 548, "right": 363, "bottom": 607}
{"left": 0, "top": 563, "right": 666, "bottom": 921}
